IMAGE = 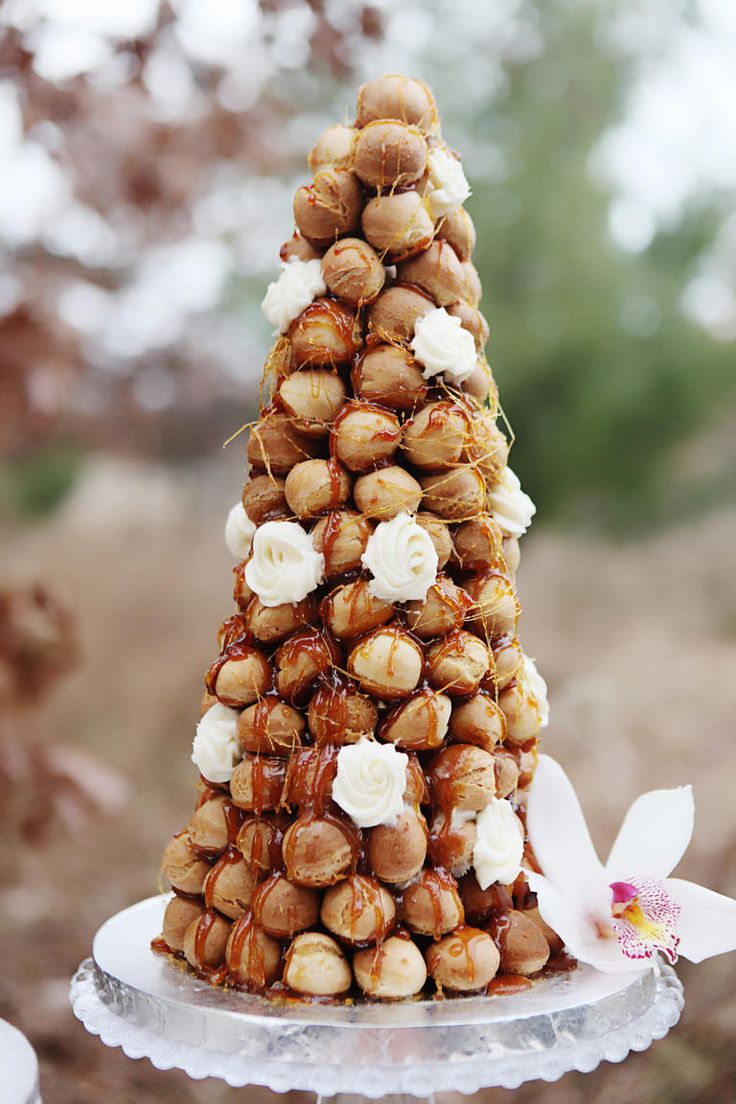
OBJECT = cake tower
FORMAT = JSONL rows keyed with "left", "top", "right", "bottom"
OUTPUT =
{"left": 155, "top": 74, "right": 560, "bottom": 1000}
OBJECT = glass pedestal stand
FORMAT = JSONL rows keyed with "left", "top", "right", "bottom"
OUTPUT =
{"left": 319, "top": 1099, "right": 426, "bottom": 1104}
{"left": 70, "top": 896, "right": 684, "bottom": 1101}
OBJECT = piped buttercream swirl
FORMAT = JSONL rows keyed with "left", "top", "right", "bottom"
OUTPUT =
{"left": 245, "top": 521, "right": 324, "bottom": 607}
{"left": 361, "top": 512, "right": 438, "bottom": 603}
{"left": 332, "top": 736, "right": 408, "bottom": 829}
{"left": 261, "top": 259, "right": 326, "bottom": 334}
{"left": 191, "top": 702, "right": 240, "bottom": 784}
{"left": 225, "top": 502, "right": 256, "bottom": 561}
{"left": 472, "top": 797, "right": 524, "bottom": 889}
{"left": 425, "top": 147, "right": 471, "bottom": 218}
{"left": 487, "top": 467, "right": 536, "bottom": 537}
{"left": 523, "top": 654, "right": 549, "bottom": 728}
{"left": 410, "top": 307, "right": 477, "bottom": 386}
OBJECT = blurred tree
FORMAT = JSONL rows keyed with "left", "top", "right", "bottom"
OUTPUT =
{"left": 0, "top": 0, "right": 733, "bottom": 530}
{"left": 0, "top": 584, "right": 127, "bottom": 862}
{"left": 0, "top": 0, "right": 384, "bottom": 467}
{"left": 465, "top": 2, "right": 736, "bottom": 531}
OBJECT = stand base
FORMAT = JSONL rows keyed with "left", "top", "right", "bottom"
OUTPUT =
{"left": 318, "top": 1098, "right": 433, "bottom": 1104}
{"left": 70, "top": 896, "right": 684, "bottom": 1097}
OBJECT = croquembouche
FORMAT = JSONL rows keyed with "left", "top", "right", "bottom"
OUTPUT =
{"left": 154, "top": 73, "right": 564, "bottom": 1001}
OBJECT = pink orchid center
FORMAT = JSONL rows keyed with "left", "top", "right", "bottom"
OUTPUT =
{"left": 608, "top": 876, "right": 681, "bottom": 964}
{"left": 610, "top": 880, "right": 639, "bottom": 908}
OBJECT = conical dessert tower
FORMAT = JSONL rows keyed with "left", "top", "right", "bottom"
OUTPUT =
{"left": 156, "top": 74, "right": 561, "bottom": 1001}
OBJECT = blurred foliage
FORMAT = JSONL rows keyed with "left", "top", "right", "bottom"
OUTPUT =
{"left": 464, "top": 4, "right": 736, "bottom": 532}
{"left": 1, "top": 0, "right": 734, "bottom": 531}
{"left": 0, "top": 449, "right": 84, "bottom": 517}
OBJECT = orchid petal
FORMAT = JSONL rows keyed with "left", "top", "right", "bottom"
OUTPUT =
{"left": 528, "top": 872, "right": 645, "bottom": 974}
{"left": 605, "top": 786, "right": 694, "bottom": 880}
{"left": 665, "top": 878, "right": 736, "bottom": 963}
{"left": 526, "top": 872, "right": 587, "bottom": 950}
{"left": 527, "top": 755, "right": 605, "bottom": 889}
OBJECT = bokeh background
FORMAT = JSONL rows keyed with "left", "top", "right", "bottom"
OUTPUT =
{"left": 1, "top": 1, "right": 735, "bottom": 1102}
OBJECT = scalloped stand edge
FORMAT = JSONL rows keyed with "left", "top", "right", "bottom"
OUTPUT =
{"left": 70, "top": 955, "right": 683, "bottom": 1098}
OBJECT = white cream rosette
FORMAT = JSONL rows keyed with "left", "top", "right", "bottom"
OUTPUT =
{"left": 472, "top": 797, "right": 524, "bottom": 889}
{"left": 261, "top": 258, "right": 326, "bottom": 334}
{"left": 245, "top": 520, "right": 324, "bottom": 607}
{"left": 191, "top": 702, "right": 240, "bottom": 784}
{"left": 225, "top": 502, "right": 256, "bottom": 561}
{"left": 332, "top": 736, "right": 408, "bottom": 829}
{"left": 425, "top": 147, "right": 471, "bottom": 218}
{"left": 361, "top": 511, "right": 438, "bottom": 603}
{"left": 487, "top": 466, "right": 536, "bottom": 538}
{"left": 410, "top": 307, "right": 477, "bottom": 386}
{"left": 522, "top": 654, "right": 549, "bottom": 727}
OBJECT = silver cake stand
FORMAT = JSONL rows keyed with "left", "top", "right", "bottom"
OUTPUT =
{"left": 70, "top": 896, "right": 684, "bottom": 1101}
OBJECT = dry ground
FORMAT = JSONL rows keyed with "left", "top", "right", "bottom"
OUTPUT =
{"left": 1, "top": 456, "right": 735, "bottom": 1104}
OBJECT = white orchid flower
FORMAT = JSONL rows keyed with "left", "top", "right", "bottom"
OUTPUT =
{"left": 526, "top": 755, "right": 736, "bottom": 973}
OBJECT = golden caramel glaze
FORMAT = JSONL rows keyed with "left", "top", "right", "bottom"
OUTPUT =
{"left": 397, "top": 239, "right": 466, "bottom": 307}
{"left": 352, "top": 120, "right": 428, "bottom": 191}
{"left": 293, "top": 168, "right": 363, "bottom": 246}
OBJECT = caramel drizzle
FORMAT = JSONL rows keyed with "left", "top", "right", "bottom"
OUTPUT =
{"left": 275, "top": 627, "right": 341, "bottom": 705}
{"left": 250, "top": 873, "right": 286, "bottom": 931}
{"left": 346, "top": 874, "right": 392, "bottom": 945}
{"left": 351, "top": 344, "right": 429, "bottom": 410}
{"left": 329, "top": 399, "right": 402, "bottom": 471}
{"left": 488, "top": 974, "right": 532, "bottom": 996}
{"left": 309, "top": 671, "right": 356, "bottom": 745}
{"left": 446, "top": 924, "right": 487, "bottom": 987}
{"left": 282, "top": 810, "right": 361, "bottom": 883}
{"left": 236, "top": 815, "right": 284, "bottom": 874}
{"left": 289, "top": 296, "right": 361, "bottom": 369}
{"left": 228, "top": 911, "right": 275, "bottom": 990}
{"left": 202, "top": 847, "right": 242, "bottom": 909}
{"left": 408, "top": 578, "right": 472, "bottom": 637}
{"left": 319, "top": 509, "right": 347, "bottom": 572}
{"left": 282, "top": 744, "right": 340, "bottom": 815}
{"left": 418, "top": 868, "right": 463, "bottom": 942}
{"left": 192, "top": 909, "right": 227, "bottom": 984}
{"left": 247, "top": 755, "right": 287, "bottom": 816}
{"left": 204, "top": 613, "right": 267, "bottom": 705}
